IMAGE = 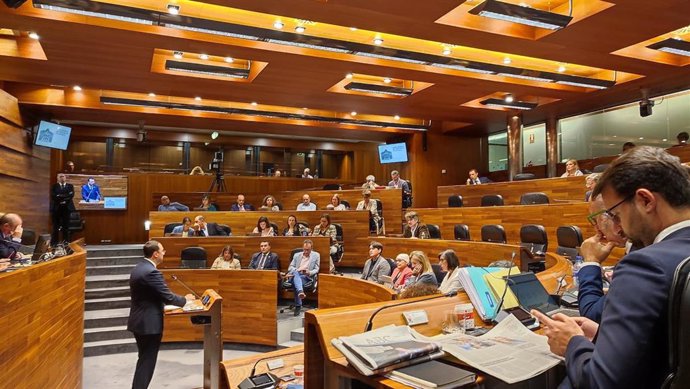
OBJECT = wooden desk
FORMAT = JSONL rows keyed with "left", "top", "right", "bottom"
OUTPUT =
{"left": 0, "top": 244, "right": 86, "bottom": 389}
{"left": 220, "top": 345, "right": 304, "bottom": 389}
{"left": 437, "top": 176, "right": 587, "bottom": 208}
{"left": 318, "top": 274, "right": 397, "bottom": 309}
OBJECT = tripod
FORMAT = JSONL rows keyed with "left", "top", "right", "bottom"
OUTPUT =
{"left": 208, "top": 170, "right": 227, "bottom": 192}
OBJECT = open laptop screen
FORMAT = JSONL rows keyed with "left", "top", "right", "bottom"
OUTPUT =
{"left": 507, "top": 272, "right": 560, "bottom": 312}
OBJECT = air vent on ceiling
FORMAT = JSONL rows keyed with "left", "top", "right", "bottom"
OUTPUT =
{"left": 343, "top": 82, "right": 413, "bottom": 97}
{"left": 165, "top": 60, "right": 250, "bottom": 79}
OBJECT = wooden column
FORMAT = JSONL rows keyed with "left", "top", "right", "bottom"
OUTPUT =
{"left": 507, "top": 114, "right": 522, "bottom": 181}
{"left": 546, "top": 116, "right": 558, "bottom": 178}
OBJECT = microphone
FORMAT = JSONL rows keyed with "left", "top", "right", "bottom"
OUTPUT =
{"left": 238, "top": 349, "right": 305, "bottom": 389}
{"left": 492, "top": 251, "right": 517, "bottom": 320}
{"left": 171, "top": 275, "right": 201, "bottom": 299}
{"left": 364, "top": 293, "right": 455, "bottom": 332}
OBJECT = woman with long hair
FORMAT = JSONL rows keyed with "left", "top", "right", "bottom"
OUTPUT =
{"left": 211, "top": 245, "right": 240, "bottom": 269}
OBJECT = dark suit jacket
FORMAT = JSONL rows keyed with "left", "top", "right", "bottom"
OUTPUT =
{"left": 196, "top": 222, "right": 227, "bottom": 236}
{"left": 403, "top": 224, "right": 430, "bottom": 239}
{"left": 127, "top": 259, "right": 186, "bottom": 335}
{"left": 51, "top": 183, "right": 76, "bottom": 212}
{"left": 0, "top": 235, "right": 20, "bottom": 259}
{"left": 248, "top": 251, "right": 280, "bottom": 270}
{"left": 562, "top": 226, "right": 690, "bottom": 389}
{"left": 231, "top": 203, "right": 254, "bottom": 211}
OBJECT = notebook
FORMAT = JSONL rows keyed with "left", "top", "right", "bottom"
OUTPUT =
{"left": 387, "top": 360, "right": 475, "bottom": 388}
{"left": 506, "top": 272, "right": 579, "bottom": 317}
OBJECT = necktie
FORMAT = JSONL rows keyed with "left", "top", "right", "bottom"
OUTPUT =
{"left": 61, "top": 184, "right": 65, "bottom": 189}
{"left": 259, "top": 253, "right": 267, "bottom": 269}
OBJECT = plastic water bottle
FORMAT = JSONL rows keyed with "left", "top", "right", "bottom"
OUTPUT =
{"left": 572, "top": 256, "right": 584, "bottom": 288}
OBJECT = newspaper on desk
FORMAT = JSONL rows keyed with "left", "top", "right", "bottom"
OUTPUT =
{"left": 411, "top": 314, "right": 562, "bottom": 384}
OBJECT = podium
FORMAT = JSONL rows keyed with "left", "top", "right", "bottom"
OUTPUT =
{"left": 166, "top": 289, "right": 223, "bottom": 389}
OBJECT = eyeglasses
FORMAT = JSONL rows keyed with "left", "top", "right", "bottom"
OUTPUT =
{"left": 586, "top": 194, "right": 634, "bottom": 226}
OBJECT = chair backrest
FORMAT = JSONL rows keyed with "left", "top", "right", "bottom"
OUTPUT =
{"left": 374, "top": 199, "right": 384, "bottom": 218}
{"left": 520, "top": 192, "right": 550, "bottom": 205}
{"left": 212, "top": 202, "right": 221, "bottom": 211}
{"left": 332, "top": 223, "right": 344, "bottom": 242}
{"left": 68, "top": 212, "right": 85, "bottom": 231}
{"left": 21, "top": 229, "right": 37, "bottom": 246}
{"left": 385, "top": 258, "right": 396, "bottom": 276}
{"left": 454, "top": 224, "right": 471, "bottom": 241}
{"left": 431, "top": 263, "right": 447, "bottom": 284}
{"left": 270, "top": 223, "right": 280, "bottom": 234}
{"left": 297, "top": 221, "right": 310, "bottom": 234}
{"left": 520, "top": 224, "right": 548, "bottom": 254}
{"left": 403, "top": 180, "right": 413, "bottom": 208}
{"left": 513, "top": 173, "right": 536, "bottom": 181}
{"left": 340, "top": 200, "right": 351, "bottom": 209}
{"left": 427, "top": 224, "right": 442, "bottom": 239}
{"left": 481, "top": 194, "right": 504, "bottom": 207}
{"left": 481, "top": 224, "right": 507, "bottom": 244}
{"left": 322, "top": 183, "right": 341, "bottom": 190}
{"left": 217, "top": 224, "right": 231, "bottom": 236}
{"left": 448, "top": 195, "right": 463, "bottom": 207}
{"left": 593, "top": 164, "right": 610, "bottom": 173}
{"left": 663, "top": 256, "right": 690, "bottom": 389}
{"left": 275, "top": 202, "right": 283, "bottom": 210}
{"left": 556, "top": 225, "right": 583, "bottom": 260}
{"left": 180, "top": 246, "right": 207, "bottom": 268}
{"left": 164, "top": 222, "right": 182, "bottom": 235}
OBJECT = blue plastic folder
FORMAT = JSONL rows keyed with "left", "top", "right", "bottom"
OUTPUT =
{"left": 458, "top": 267, "right": 504, "bottom": 321}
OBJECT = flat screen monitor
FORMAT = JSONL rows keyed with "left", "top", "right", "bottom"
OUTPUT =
{"left": 378, "top": 142, "right": 408, "bottom": 164}
{"left": 34, "top": 121, "right": 71, "bottom": 150}
{"left": 64, "top": 174, "right": 129, "bottom": 210}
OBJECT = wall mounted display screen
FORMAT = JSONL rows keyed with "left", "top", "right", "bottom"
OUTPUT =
{"left": 65, "top": 174, "right": 129, "bottom": 210}
{"left": 34, "top": 120, "right": 71, "bottom": 150}
{"left": 378, "top": 142, "right": 409, "bottom": 164}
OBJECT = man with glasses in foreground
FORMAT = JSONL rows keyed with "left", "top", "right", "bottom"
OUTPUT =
{"left": 532, "top": 146, "right": 690, "bottom": 389}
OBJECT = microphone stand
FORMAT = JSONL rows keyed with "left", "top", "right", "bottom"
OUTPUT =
{"left": 171, "top": 275, "right": 201, "bottom": 299}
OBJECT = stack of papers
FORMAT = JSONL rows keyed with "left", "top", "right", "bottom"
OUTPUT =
{"left": 386, "top": 360, "right": 475, "bottom": 388}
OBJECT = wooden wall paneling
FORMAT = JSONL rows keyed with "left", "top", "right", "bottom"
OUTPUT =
{"left": 0, "top": 245, "right": 86, "bottom": 389}
{"left": 317, "top": 274, "right": 397, "bottom": 310}
{"left": 276, "top": 189, "right": 402, "bottom": 233}
{"left": 155, "top": 236, "right": 332, "bottom": 273}
{"left": 149, "top": 211, "right": 371, "bottom": 266}
{"left": 160, "top": 269, "right": 278, "bottom": 345}
{"left": 437, "top": 176, "right": 587, "bottom": 207}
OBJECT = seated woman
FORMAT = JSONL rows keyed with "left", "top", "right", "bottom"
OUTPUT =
{"left": 283, "top": 215, "right": 309, "bottom": 236}
{"left": 561, "top": 158, "right": 584, "bottom": 177}
{"left": 252, "top": 216, "right": 277, "bottom": 237}
{"left": 311, "top": 213, "right": 338, "bottom": 272}
{"left": 196, "top": 194, "right": 217, "bottom": 211}
{"left": 171, "top": 217, "right": 193, "bottom": 237}
{"left": 210, "top": 245, "right": 241, "bottom": 269}
{"left": 402, "top": 211, "right": 429, "bottom": 239}
{"left": 391, "top": 253, "right": 413, "bottom": 290}
{"left": 584, "top": 173, "right": 600, "bottom": 201}
{"left": 325, "top": 194, "right": 348, "bottom": 211}
{"left": 356, "top": 190, "right": 381, "bottom": 233}
{"left": 403, "top": 251, "right": 438, "bottom": 288}
{"left": 361, "top": 175, "right": 379, "bottom": 190}
{"left": 259, "top": 195, "right": 281, "bottom": 211}
{"left": 437, "top": 249, "right": 463, "bottom": 295}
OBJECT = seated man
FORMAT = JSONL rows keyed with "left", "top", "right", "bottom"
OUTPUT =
{"left": 466, "top": 168, "right": 491, "bottom": 185}
{"left": 361, "top": 241, "right": 391, "bottom": 284}
{"left": 402, "top": 211, "right": 429, "bottom": 239}
{"left": 296, "top": 194, "right": 316, "bottom": 211}
{"left": 231, "top": 194, "right": 253, "bottom": 211}
{"left": 81, "top": 177, "right": 102, "bottom": 202}
{"left": 192, "top": 215, "right": 228, "bottom": 236}
{"left": 158, "top": 196, "right": 189, "bottom": 212}
{"left": 283, "top": 239, "right": 320, "bottom": 316}
{"left": 171, "top": 217, "right": 194, "bottom": 237}
{"left": 248, "top": 241, "right": 280, "bottom": 270}
{"left": 0, "top": 213, "right": 23, "bottom": 260}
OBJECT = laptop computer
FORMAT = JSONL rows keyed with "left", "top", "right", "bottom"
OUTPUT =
{"left": 506, "top": 272, "right": 579, "bottom": 317}
{"left": 379, "top": 275, "right": 394, "bottom": 289}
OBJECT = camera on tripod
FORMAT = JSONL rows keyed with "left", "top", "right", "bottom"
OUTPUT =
{"left": 209, "top": 151, "right": 224, "bottom": 172}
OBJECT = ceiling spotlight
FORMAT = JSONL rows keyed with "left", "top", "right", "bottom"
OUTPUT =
{"left": 373, "top": 37, "right": 384, "bottom": 45}
{"left": 350, "top": 111, "right": 357, "bottom": 116}
{"left": 558, "top": 64, "right": 566, "bottom": 73}
{"left": 639, "top": 137, "right": 644, "bottom": 140}
{"left": 442, "top": 47, "right": 452, "bottom": 56}
{"left": 204, "top": 142, "right": 210, "bottom": 146}
{"left": 394, "top": 115, "right": 400, "bottom": 120}
{"left": 302, "top": 107, "right": 308, "bottom": 110}
{"left": 195, "top": 96, "right": 201, "bottom": 101}
{"left": 383, "top": 77, "right": 392, "bottom": 84}
{"left": 173, "top": 51, "right": 183, "bottom": 59}
{"left": 211, "top": 131, "right": 219, "bottom": 140}
{"left": 503, "top": 57, "right": 512, "bottom": 64}
{"left": 199, "top": 54, "right": 209, "bottom": 60}
{"left": 148, "top": 92, "right": 156, "bottom": 97}
{"left": 28, "top": 32, "right": 40, "bottom": 40}
{"left": 166, "top": 4, "right": 180, "bottom": 15}
{"left": 273, "top": 21, "right": 284, "bottom": 29}
{"left": 295, "top": 26, "right": 306, "bottom": 33}
{"left": 350, "top": 27, "right": 358, "bottom": 31}
{"left": 345, "top": 73, "right": 353, "bottom": 79}
{"left": 663, "top": 138, "right": 668, "bottom": 142}
{"left": 224, "top": 56, "right": 234, "bottom": 63}
{"left": 73, "top": 85, "right": 82, "bottom": 91}
{"left": 251, "top": 102, "right": 258, "bottom": 106}
{"left": 504, "top": 94, "right": 514, "bottom": 103}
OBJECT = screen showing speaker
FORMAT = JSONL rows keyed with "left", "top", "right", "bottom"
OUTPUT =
{"left": 378, "top": 142, "right": 409, "bottom": 164}
{"left": 34, "top": 121, "right": 72, "bottom": 150}
{"left": 64, "top": 174, "right": 129, "bottom": 210}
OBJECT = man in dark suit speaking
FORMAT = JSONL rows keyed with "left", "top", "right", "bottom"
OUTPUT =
{"left": 128, "top": 240, "right": 194, "bottom": 389}
{"left": 50, "top": 173, "right": 75, "bottom": 245}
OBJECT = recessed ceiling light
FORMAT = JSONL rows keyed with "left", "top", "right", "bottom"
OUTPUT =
{"left": 345, "top": 73, "right": 353, "bottom": 79}
{"left": 195, "top": 96, "right": 201, "bottom": 101}
{"left": 442, "top": 47, "right": 452, "bottom": 56}
{"left": 394, "top": 115, "right": 400, "bottom": 120}
{"left": 558, "top": 64, "right": 567, "bottom": 73}
{"left": 148, "top": 92, "right": 156, "bottom": 97}
{"left": 28, "top": 32, "right": 40, "bottom": 40}
{"left": 224, "top": 57, "right": 234, "bottom": 63}
{"left": 608, "top": 143, "right": 615, "bottom": 146}
{"left": 251, "top": 102, "right": 258, "bottom": 106}
{"left": 173, "top": 51, "right": 183, "bottom": 59}
{"left": 639, "top": 137, "right": 644, "bottom": 140}
{"left": 503, "top": 57, "right": 512, "bottom": 64}
{"left": 166, "top": 4, "right": 180, "bottom": 15}
{"left": 273, "top": 21, "right": 284, "bottom": 29}
{"left": 73, "top": 85, "right": 82, "bottom": 91}
{"left": 295, "top": 26, "right": 306, "bottom": 33}
{"left": 210, "top": 131, "right": 219, "bottom": 140}
{"left": 612, "top": 135, "right": 617, "bottom": 138}
{"left": 505, "top": 94, "right": 514, "bottom": 103}
{"left": 373, "top": 37, "right": 384, "bottom": 45}
{"left": 349, "top": 27, "right": 358, "bottom": 31}
{"left": 204, "top": 142, "right": 210, "bottom": 146}
{"left": 350, "top": 111, "right": 357, "bottom": 116}
{"left": 383, "top": 77, "right": 392, "bottom": 84}
{"left": 663, "top": 138, "right": 668, "bottom": 142}
{"left": 302, "top": 107, "right": 308, "bottom": 110}
{"left": 199, "top": 54, "right": 209, "bottom": 60}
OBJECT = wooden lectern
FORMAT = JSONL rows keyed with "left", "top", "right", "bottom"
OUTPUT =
{"left": 166, "top": 289, "right": 223, "bottom": 389}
